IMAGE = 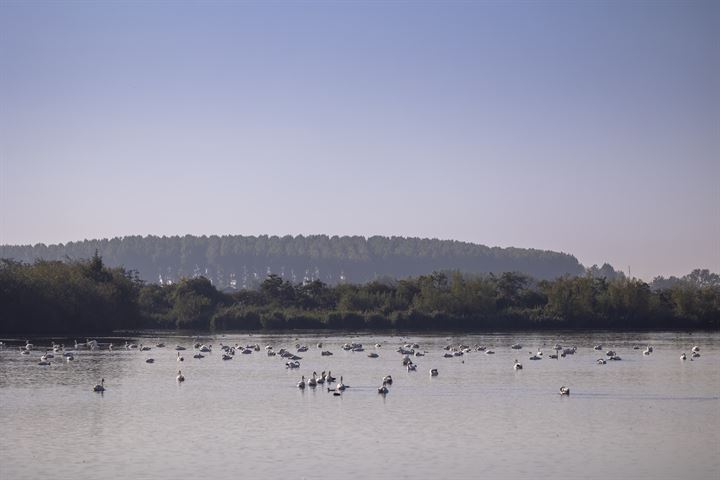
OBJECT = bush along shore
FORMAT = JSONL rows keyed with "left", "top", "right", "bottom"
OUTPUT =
{"left": 1, "top": 254, "right": 718, "bottom": 334}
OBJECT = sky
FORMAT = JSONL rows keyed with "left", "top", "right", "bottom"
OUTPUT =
{"left": 0, "top": 0, "right": 718, "bottom": 280}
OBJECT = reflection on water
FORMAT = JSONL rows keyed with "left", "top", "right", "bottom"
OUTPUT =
{"left": 1, "top": 331, "right": 718, "bottom": 479}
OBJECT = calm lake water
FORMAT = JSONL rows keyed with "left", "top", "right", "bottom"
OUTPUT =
{"left": 1, "top": 331, "right": 718, "bottom": 479}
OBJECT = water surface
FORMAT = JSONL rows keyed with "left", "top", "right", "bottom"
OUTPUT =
{"left": 1, "top": 331, "right": 718, "bottom": 479}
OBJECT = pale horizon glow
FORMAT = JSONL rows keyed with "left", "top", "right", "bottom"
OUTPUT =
{"left": 1, "top": 1, "right": 718, "bottom": 280}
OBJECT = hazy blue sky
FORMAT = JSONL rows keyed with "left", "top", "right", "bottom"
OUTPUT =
{"left": 1, "top": 1, "right": 718, "bottom": 279}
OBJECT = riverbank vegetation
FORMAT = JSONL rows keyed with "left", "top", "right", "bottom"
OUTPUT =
{"left": 1, "top": 254, "right": 717, "bottom": 334}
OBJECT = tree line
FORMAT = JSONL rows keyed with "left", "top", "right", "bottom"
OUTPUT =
{"left": 0, "top": 234, "right": 587, "bottom": 286}
{"left": 0, "top": 255, "right": 717, "bottom": 334}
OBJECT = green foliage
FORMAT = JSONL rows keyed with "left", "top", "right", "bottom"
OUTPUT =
{"left": 0, "top": 256, "right": 717, "bottom": 333}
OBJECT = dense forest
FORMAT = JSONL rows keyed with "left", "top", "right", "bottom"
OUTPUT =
{"left": 0, "top": 235, "right": 589, "bottom": 287}
{"left": 1, "top": 254, "right": 717, "bottom": 334}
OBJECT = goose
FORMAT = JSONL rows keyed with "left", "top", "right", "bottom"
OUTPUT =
{"left": 407, "top": 363, "right": 417, "bottom": 371}
{"left": 383, "top": 375, "right": 393, "bottom": 385}
{"left": 692, "top": 346, "right": 700, "bottom": 353}
{"left": 593, "top": 345, "right": 602, "bottom": 351}
{"left": 175, "top": 345, "right": 186, "bottom": 351}
{"left": 513, "top": 360, "right": 523, "bottom": 370}
{"left": 529, "top": 354, "right": 541, "bottom": 360}
{"left": 222, "top": 354, "right": 233, "bottom": 361}
{"left": 155, "top": 343, "right": 165, "bottom": 348}
{"left": 597, "top": 358, "right": 606, "bottom": 365}
{"left": 317, "top": 343, "right": 323, "bottom": 348}
{"left": 140, "top": 345, "right": 151, "bottom": 351}
{"left": 548, "top": 353, "right": 558, "bottom": 359}
{"left": 317, "top": 372, "right": 326, "bottom": 385}
{"left": 308, "top": 373, "right": 318, "bottom": 387}
{"left": 286, "top": 360, "right": 300, "bottom": 368}
{"left": 692, "top": 352, "right": 700, "bottom": 358}
{"left": 38, "top": 360, "right": 51, "bottom": 366}
{"left": 93, "top": 379, "right": 105, "bottom": 392}
{"left": 511, "top": 344, "right": 522, "bottom": 350}
{"left": 326, "top": 372, "right": 336, "bottom": 383}
{"left": 378, "top": 381, "right": 389, "bottom": 394}
{"left": 559, "top": 386, "right": 570, "bottom": 396}
{"left": 368, "top": 352, "right": 379, "bottom": 358}
{"left": 193, "top": 353, "right": 204, "bottom": 359}
{"left": 680, "top": 353, "right": 686, "bottom": 360}
{"left": 485, "top": 350, "right": 495, "bottom": 355}
{"left": 430, "top": 368, "right": 439, "bottom": 376}
{"left": 298, "top": 376, "right": 306, "bottom": 389}
{"left": 66, "top": 354, "right": 74, "bottom": 362}
{"left": 177, "top": 370, "right": 185, "bottom": 382}
{"left": 145, "top": 358, "right": 155, "bottom": 363}
{"left": 177, "top": 352, "right": 184, "bottom": 362}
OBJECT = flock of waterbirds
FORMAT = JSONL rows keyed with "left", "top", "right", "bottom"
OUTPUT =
{"left": 4, "top": 337, "right": 704, "bottom": 398}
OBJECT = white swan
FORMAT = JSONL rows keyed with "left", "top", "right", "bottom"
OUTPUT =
{"left": 513, "top": 360, "right": 522, "bottom": 370}
{"left": 176, "top": 370, "right": 185, "bottom": 382}
{"left": 559, "top": 386, "right": 570, "bottom": 395}
{"left": 93, "top": 379, "right": 105, "bottom": 392}
{"left": 680, "top": 353, "right": 686, "bottom": 360}
{"left": 692, "top": 346, "right": 700, "bottom": 353}
{"left": 407, "top": 363, "right": 417, "bottom": 371}
{"left": 177, "top": 352, "right": 184, "bottom": 362}
{"left": 298, "top": 375, "right": 306, "bottom": 389}
{"left": 336, "top": 376, "right": 346, "bottom": 391}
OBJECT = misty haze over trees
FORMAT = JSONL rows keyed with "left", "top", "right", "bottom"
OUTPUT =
{"left": 1, "top": 235, "right": 604, "bottom": 288}
{"left": 0, "top": 253, "right": 716, "bottom": 334}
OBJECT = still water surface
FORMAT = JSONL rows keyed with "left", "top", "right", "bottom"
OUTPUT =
{"left": 1, "top": 331, "right": 718, "bottom": 479}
